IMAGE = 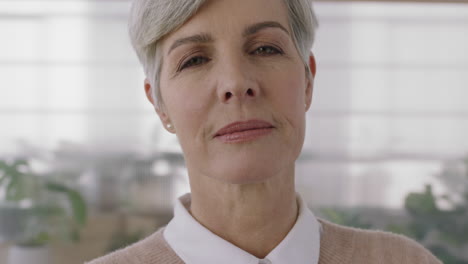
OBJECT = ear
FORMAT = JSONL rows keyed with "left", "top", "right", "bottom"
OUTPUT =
{"left": 144, "top": 78, "right": 156, "bottom": 105}
{"left": 309, "top": 53, "right": 317, "bottom": 77}
{"left": 144, "top": 78, "right": 175, "bottom": 133}
{"left": 305, "top": 54, "right": 316, "bottom": 111}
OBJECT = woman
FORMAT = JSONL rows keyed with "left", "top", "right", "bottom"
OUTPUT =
{"left": 88, "top": 0, "right": 442, "bottom": 263}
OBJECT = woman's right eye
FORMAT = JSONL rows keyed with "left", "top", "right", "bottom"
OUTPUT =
{"left": 178, "top": 56, "right": 210, "bottom": 72}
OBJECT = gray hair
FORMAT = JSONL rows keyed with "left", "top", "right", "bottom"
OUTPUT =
{"left": 128, "top": 0, "right": 318, "bottom": 109}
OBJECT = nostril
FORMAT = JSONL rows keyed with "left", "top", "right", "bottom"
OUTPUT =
{"left": 225, "top": 92, "right": 232, "bottom": 100}
{"left": 246, "top": 88, "right": 254, "bottom": 96}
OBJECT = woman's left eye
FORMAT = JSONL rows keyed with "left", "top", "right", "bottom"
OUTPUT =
{"left": 252, "top": 46, "right": 283, "bottom": 56}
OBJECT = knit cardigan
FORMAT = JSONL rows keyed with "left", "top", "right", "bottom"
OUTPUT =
{"left": 86, "top": 219, "right": 442, "bottom": 264}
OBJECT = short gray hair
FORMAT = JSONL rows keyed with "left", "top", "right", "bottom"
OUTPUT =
{"left": 128, "top": 0, "right": 318, "bottom": 109}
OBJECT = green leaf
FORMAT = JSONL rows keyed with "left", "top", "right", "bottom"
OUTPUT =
{"left": 428, "top": 245, "right": 468, "bottom": 264}
{"left": 319, "top": 208, "right": 372, "bottom": 229}
{"left": 19, "top": 232, "right": 50, "bottom": 247}
{"left": 386, "top": 224, "right": 417, "bottom": 238}
{"left": 1, "top": 159, "right": 88, "bottom": 244}
{"left": 1, "top": 159, "right": 35, "bottom": 201}
{"left": 6, "top": 174, "right": 23, "bottom": 201}
{"left": 46, "top": 181, "right": 87, "bottom": 227}
{"left": 45, "top": 182, "right": 67, "bottom": 193}
{"left": 69, "top": 228, "right": 81, "bottom": 242}
{"left": 0, "top": 160, "right": 8, "bottom": 184}
{"left": 405, "top": 184, "right": 439, "bottom": 216}
{"left": 67, "top": 190, "right": 87, "bottom": 226}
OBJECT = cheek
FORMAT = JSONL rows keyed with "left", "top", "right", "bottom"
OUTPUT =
{"left": 270, "top": 69, "right": 306, "bottom": 117}
{"left": 163, "top": 73, "right": 213, "bottom": 113}
{"left": 161, "top": 79, "right": 213, "bottom": 146}
{"left": 268, "top": 69, "right": 307, "bottom": 147}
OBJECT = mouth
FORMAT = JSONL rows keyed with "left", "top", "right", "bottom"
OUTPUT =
{"left": 214, "top": 119, "right": 275, "bottom": 143}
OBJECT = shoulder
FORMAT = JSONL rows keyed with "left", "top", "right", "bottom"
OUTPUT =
{"left": 85, "top": 228, "right": 183, "bottom": 264}
{"left": 318, "top": 219, "right": 442, "bottom": 264}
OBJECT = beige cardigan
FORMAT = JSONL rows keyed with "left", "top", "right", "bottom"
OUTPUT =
{"left": 87, "top": 219, "right": 442, "bottom": 264}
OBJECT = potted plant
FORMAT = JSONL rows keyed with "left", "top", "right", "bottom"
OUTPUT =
{"left": 0, "top": 158, "right": 87, "bottom": 264}
{"left": 386, "top": 156, "right": 468, "bottom": 264}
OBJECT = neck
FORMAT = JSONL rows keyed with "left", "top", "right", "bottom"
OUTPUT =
{"left": 189, "top": 166, "right": 298, "bottom": 259}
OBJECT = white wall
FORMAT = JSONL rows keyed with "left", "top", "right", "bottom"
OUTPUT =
{"left": 1, "top": 1, "right": 467, "bottom": 208}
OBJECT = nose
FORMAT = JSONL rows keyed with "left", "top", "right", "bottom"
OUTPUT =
{"left": 216, "top": 57, "right": 259, "bottom": 103}
{"left": 222, "top": 87, "right": 256, "bottom": 102}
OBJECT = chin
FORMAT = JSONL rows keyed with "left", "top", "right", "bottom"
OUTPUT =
{"left": 223, "top": 168, "right": 275, "bottom": 185}
{"left": 210, "top": 151, "right": 292, "bottom": 185}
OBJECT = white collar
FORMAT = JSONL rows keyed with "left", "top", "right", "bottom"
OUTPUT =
{"left": 164, "top": 193, "right": 321, "bottom": 264}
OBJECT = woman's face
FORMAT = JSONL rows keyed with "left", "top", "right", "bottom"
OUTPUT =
{"left": 152, "top": 0, "right": 314, "bottom": 184}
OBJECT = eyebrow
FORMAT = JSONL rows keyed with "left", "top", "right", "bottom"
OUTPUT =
{"left": 167, "top": 33, "right": 213, "bottom": 55}
{"left": 243, "top": 21, "right": 290, "bottom": 37}
{"left": 167, "top": 21, "right": 289, "bottom": 56}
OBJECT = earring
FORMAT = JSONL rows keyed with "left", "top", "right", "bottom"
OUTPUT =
{"left": 166, "top": 123, "right": 173, "bottom": 130}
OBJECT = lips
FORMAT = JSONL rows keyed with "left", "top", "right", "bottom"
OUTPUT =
{"left": 214, "top": 120, "right": 274, "bottom": 143}
{"left": 215, "top": 120, "right": 274, "bottom": 137}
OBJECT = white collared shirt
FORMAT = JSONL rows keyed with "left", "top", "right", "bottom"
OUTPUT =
{"left": 164, "top": 193, "right": 321, "bottom": 264}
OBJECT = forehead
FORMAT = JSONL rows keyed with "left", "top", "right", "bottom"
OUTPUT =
{"left": 161, "top": 0, "right": 290, "bottom": 49}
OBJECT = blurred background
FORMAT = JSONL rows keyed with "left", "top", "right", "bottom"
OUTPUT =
{"left": 0, "top": 0, "right": 467, "bottom": 263}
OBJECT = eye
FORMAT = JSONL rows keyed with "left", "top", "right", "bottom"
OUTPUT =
{"left": 178, "top": 56, "right": 210, "bottom": 72}
{"left": 251, "top": 45, "right": 283, "bottom": 56}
